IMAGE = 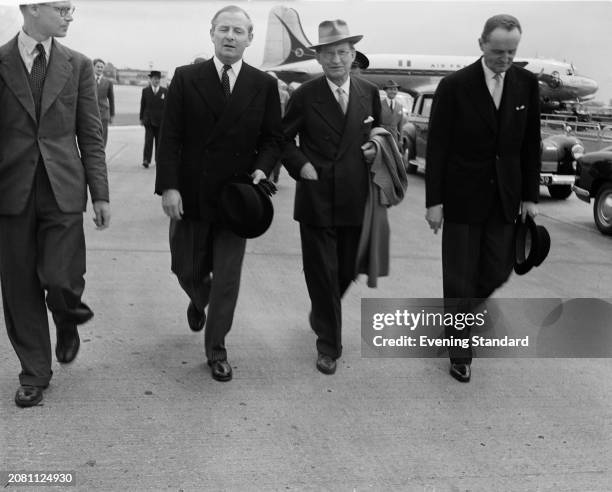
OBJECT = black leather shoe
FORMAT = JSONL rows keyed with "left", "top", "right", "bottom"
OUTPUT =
{"left": 208, "top": 360, "right": 232, "bottom": 382}
{"left": 316, "top": 353, "right": 337, "bottom": 375}
{"left": 449, "top": 363, "right": 471, "bottom": 382}
{"left": 187, "top": 301, "right": 205, "bottom": 332}
{"left": 55, "top": 325, "right": 80, "bottom": 363}
{"left": 15, "top": 384, "right": 46, "bottom": 408}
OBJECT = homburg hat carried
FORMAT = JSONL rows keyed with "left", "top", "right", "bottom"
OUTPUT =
{"left": 514, "top": 214, "right": 551, "bottom": 275}
{"left": 218, "top": 175, "right": 276, "bottom": 239}
{"left": 353, "top": 51, "right": 370, "bottom": 70}
{"left": 309, "top": 19, "right": 363, "bottom": 49}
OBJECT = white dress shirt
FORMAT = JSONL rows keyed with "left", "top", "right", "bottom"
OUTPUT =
{"left": 213, "top": 56, "right": 243, "bottom": 93}
{"left": 481, "top": 57, "right": 505, "bottom": 101}
{"left": 18, "top": 29, "right": 52, "bottom": 73}
{"left": 326, "top": 76, "right": 351, "bottom": 104}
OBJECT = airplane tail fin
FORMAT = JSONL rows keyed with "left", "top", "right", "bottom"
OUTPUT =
{"left": 261, "top": 6, "right": 316, "bottom": 69}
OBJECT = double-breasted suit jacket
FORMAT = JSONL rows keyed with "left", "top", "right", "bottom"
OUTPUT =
{"left": 425, "top": 59, "right": 541, "bottom": 224}
{"left": 0, "top": 37, "right": 108, "bottom": 214}
{"left": 282, "top": 76, "right": 382, "bottom": 227}
{"left": 380, "top": 97, "right": 404, "bottom": 147}
{"left": 96, "top": 76, "right": 115, "bottom": 122}
{"left": 154, "top": 59, "right": 283, "bottom": 221}
{"left": 139, "top": 85, "right": 167, "bottom": 127}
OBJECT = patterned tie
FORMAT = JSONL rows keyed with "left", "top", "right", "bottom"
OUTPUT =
{"left": 336, "top": 87, "right": 347, "bottom": 114}
{"left": 389, "top": 99, "right": 394, "bottom": 112}
{"left": 30, "top": 43, "right": 47, "bottom": 119}
{"left": 221, "top": 64, "right": 232, "bottom": 99}
{"left": 492, "top": 73, "right": 503, "bottom": 109}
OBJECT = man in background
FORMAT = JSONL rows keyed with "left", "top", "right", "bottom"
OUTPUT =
{"left": 380, "top": 79, "right": 404, "bottom": 150}
{"left": 93, "top": 57, "right": 114, "bottom": 147}
{"left": 0, "top": 0, "right": 110, "bottom": 407}
{"left": 139, "top": 69, "right": 167, "bottom": 168}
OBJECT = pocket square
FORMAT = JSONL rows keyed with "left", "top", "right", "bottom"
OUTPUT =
{"left": 515, "top": 105, "right": 525, "bottom": 111}
{"left": 363, "top": 116, "right": 374, "bottom": 123}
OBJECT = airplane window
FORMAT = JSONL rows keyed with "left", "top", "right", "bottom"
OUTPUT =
{"left": 398, "top": 60, "right": 402, "bottom": 67}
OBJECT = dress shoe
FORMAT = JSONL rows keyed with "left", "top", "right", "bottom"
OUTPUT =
{"left": 187, "top": 301, "right": 205, "bottom": 332}
{"left": 55, "top": 325, "right": 80, "bottom": 363}
{"left": 316, "top": 353, "right": 337, "bottom": 375}
{"left": 208, "top": 360, "right": 232, "bottom": 382}
{"left": 15, "top": 384, "right": 46, "bottom": 408}
{"left": 449, "top": 363, "right": 471, "bottom": 382}
{"left": 142, "top": 161, "right": 149, "bottom": 168}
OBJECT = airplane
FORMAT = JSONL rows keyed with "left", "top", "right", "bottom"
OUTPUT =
{"left": 261, "top": 6, "right": 599, "bottom": 111}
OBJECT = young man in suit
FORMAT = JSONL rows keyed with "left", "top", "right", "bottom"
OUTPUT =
{"left": 0, "top": 0, "right": 111, "bottom": 407}
{"left": 93, "top": 58, "right": 115, "bottom": 147}
{"left": 380, "top": 79, "right": 404, "bottom": 150}
{"left": 282, "top": 20, "right": 381, "bottom": 375}
{"left": 155, "top": 5, "right": 282, "bottom": 382}
{"left": 425, "top": 14, "right": 541, "bottom": 382}
{"left": 139, "top": 70, "right": 167, "bottom": 168}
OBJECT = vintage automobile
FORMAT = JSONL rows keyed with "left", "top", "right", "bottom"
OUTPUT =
{"left": 401, "top": 89, "right": 585, "bottom": 200}
{"left": 573, "top": 145, "right": 612, "bottom": 235}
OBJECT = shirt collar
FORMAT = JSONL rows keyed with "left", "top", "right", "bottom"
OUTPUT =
{"left": 481, "top": 57, "right": 505, "bottom": 82}
{"left": 18, "top": 28, "right": 53, "bottom": 58}
{"left": 326, "top": 76, "right": 351, "bottom": 96}
{"left": 213, "top": 56, "right": 243, "bottom": 77}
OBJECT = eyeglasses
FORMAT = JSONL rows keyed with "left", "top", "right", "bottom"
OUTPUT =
{"left": 319, "top": 49, "right": 353, "bottom": 61}
{"left": 41, "top": 4, "right": 76, "bottom": 18}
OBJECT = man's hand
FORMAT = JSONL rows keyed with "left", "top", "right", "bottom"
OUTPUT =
{"left": 251, "top": 169, "right": 267, "bottom": 184}
{"left": 93, "top": 201, "right": 111, "bottom": 230}
{"left": 520, "top": 201, "right": 538, "bottom": 222}
{"left": 361, "top": 141, "right": 376, "bottom": 164}
{"left": 162, "top": 189, "right": 183, "bottom": 220}
{"left": 300, "top": 162, "right": 318, "bottom": 180}
{"left": 425, "top": 204, "right": 443, "bottom": 234}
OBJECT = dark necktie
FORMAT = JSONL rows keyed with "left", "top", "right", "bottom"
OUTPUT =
{"left": 30, "top": 43, "right": 47, "bottom": 119}
{"left": 221, "top": 64, "right": 231, "bottom": 99}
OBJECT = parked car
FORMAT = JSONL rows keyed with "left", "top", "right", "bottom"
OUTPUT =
{"left": 573, "top": 145, "right": 612, "bottom": 235}
{"left": 401, "top": 88, "right": 585, "bottom": 200}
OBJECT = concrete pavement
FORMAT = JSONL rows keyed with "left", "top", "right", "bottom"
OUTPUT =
{"left": 1, "top": 127, "right": 611, "bottom": 491}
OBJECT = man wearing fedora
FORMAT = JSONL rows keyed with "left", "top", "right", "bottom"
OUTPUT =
{"left": 380, "top": 79, "right": 404, "bottom": 150}
{"left": 282, "top": 19, "right": 381, "bottom": 375}
{"left": 139, "top": 69, "right": 167, "bottom": 168}
{"left": 0, "top": 0, "right": 110, "bottom": 407}
{"left": 155, "top": 5, "right": 282, "bottom": 382}
{"left": 425, "top": 14, "right": 541, "bottom": 382}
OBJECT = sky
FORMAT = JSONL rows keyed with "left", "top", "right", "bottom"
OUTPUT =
{"left": 1, "top": 0, "right": 611, "bottom": 103}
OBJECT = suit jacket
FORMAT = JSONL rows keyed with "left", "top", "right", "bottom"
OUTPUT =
{"left": 380, "top": 97, "right": 404, "bottom": 145}
{"left": 282, "top": 76, "right": 382, "bottom": 226}
{"left": 425, "top": 59, "right": 541, "bottom": 224}
{"left": 154, "top": 59, "right": 283, "bottom": 221}
{"left": 140, "top": 85, "right": 167, "bottom": 127}
{"left": 96, "top": 76, "right": 114, "bottom": 121}
{"left": 0, "top": 37, "right": 108, "bottom": 215}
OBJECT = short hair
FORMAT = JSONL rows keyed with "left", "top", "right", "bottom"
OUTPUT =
{"left": 211, "top": 5, "right": 253, "bottom": 34}
{"left": 93, "top": 58, "right": 105, "bottom": 66}
{"left": 481, "top": 14, "right": 522, "bottom": 42}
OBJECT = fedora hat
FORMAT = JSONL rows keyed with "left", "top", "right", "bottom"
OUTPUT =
{"left": 148, "top": 70, "right": 161, "bottom": 78}
{"left": 218, "top": 175, "right": 274, "bottom": 239}
{"left": 310, "top": 19, "right": 363, "bottom": 49}
{"left": 383, "top": 79, "right": 399, "bottom": 89}
{"left": 514, "top": 214, "right": 551, "bottom": 275}
{"left": 352, "top": 51, "right": 370, "bottom": 70}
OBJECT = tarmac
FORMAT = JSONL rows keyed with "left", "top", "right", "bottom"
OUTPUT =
{"left": 1, "top": 126, "right": 612, "bottom": 491}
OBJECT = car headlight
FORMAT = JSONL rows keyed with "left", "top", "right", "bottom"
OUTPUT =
{"left": 571, "top": 143, "right": 585, "bottom": 160}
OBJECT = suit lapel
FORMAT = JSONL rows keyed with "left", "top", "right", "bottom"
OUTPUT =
{"left": 311, "top": 77, "right": 344, "bottom": 136}
{"left": 498, "top": 66, "right": 518, "bottom": 135}
{"left": 464, "top": 60, "right": 497, "bottom": 134}
{"left": 0, "top": 37, "right": 37, "bottom": 123}
{"left": 336, "top": 77, "right": 369, "bottom": 159}
{"left": 193, "top": 60, "right": 225, "bottom": 121}
{"left": 40, "top": 40, "right": 72, "bottom": 121}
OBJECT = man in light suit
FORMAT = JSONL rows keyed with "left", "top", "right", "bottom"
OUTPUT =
{"left": 282, "top": 20, "right": 381, "bottom": 375}
{"left": 93, "top": 58, "right": 114, "bottom": 147}
{"left": 0, "top": 0, "right": 110, "bottom": 407}
{"left": 380, "top": 79, "right": 404, "bottom": 150}
{"left": 155, "top": 5, "right": 282, "bottom": 382}
{"left": 139, "top": 70, "right": 167, "bottom": 168}
{"left": 425, "top": 14, "right": 541, "bottom": 382}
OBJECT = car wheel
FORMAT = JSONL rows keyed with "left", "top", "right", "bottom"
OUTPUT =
{"left": 403, "top": 145, "right": 417, "bottom": 174}
{"left": 593, "top": 183, "right": 612, "bottom": 235}
{"left": 547, "top": 184, "right": 572, "bottom": 199}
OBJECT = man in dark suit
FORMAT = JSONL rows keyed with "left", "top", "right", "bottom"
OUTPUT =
{"left": 93, "top": 58, "right": 115, "bottom": 147}
{"left": 380, "top": 79, "right": 404, "bottom": 150}
{"left": 282, "top": 20, "right": 381, "bottom": 375}
{"left": 155, "top": 5, "right": 282, "bottom": 382}
{"left": 139, "top": 70, "right": 167, "bottom": 168}
{"left": 0, "top": 0, "right": 110, "bottom": 407}
{"left": 425, "top": 14, "right": 541, "bottom": 382}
